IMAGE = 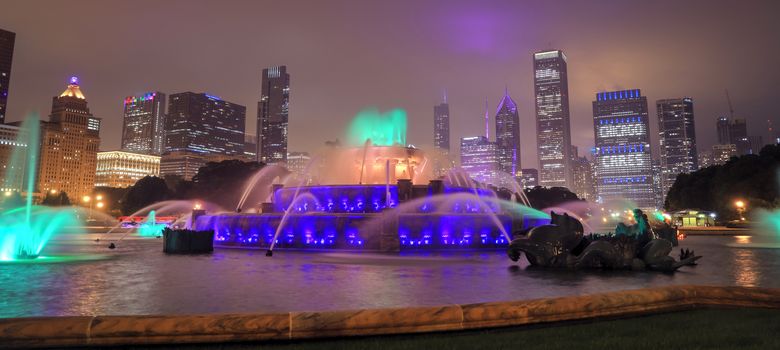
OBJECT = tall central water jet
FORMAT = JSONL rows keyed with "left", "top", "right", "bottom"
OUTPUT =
{"left": 0, "top": 114, "right": 80, "bottom": 261}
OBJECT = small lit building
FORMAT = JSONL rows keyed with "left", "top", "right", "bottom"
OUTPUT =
{"left": 96, "top": 150, "right": 160, "bottom": 188}
{"left": 0, "top": 123, "right": 24, "bottom": 193}
{"left": 671, "top": 210, "right": 716, "bottom": 227}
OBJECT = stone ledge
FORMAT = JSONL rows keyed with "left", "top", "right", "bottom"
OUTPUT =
{"left": 1, "top": 285, "right": 779, "bottom": 348}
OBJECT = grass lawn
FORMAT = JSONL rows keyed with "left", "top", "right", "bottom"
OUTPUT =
{"left": 125, "top": 308, "right": 780, "bottom": 350}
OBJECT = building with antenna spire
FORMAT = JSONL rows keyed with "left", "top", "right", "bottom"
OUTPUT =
{"left": 495, "top": 88, "right": 521, "bottom": 180}
{"left": 433, "top": 90, "right": 451, "bottom": 177}
{"left": 460, "top": 99, "right": 499, "bottom": 186}
{"left": 36, "top": 76, "right": 102, "bottom": 200}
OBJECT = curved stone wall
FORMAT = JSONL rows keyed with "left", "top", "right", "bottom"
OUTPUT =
{"left": 1, "top": 285, "right": 779, "bottom": 348}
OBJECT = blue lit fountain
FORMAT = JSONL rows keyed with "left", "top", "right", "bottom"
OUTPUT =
{"left": 193, "top": 109, "right": 550, "bottom": 254}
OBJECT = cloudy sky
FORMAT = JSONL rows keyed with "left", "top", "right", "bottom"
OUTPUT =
{"left": 2, "top": 0, "right": 779, "bottom": 168}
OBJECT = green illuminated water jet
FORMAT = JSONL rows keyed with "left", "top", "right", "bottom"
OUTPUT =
{"left": 138, "top": 210, "right": 166, "bottom": 237}
{"left": 346, "top": 108, "right": 407, "bottom": 147}
{"left": 0, "top": 114, "right": 81, "bottom": 261}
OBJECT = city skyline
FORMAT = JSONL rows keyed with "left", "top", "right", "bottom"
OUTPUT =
{"left": 1, "top": 1, "right": 779, "bottom": 170}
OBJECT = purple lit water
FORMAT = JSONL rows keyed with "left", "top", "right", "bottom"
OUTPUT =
{"left": 0, "top": 234, "right": 778, "bottom": 318}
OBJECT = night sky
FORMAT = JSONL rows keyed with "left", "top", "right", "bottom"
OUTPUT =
{"left": 2, "top": 0, "right": 779, "bottom": 168}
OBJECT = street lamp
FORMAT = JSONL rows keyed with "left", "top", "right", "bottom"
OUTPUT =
{"left": 735, "top": 200, "right": 746, "bottom": 221}
{"left": 96, "top": 202, "right": 104, "bottom": 209}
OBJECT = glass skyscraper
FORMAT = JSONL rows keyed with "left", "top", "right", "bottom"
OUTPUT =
{"left": 592, "top": 89, "right": 655, "bottom": 209}
{"left": 656, "top": 98, "right": 697, "bottom": 200}
{"left": 533, "top": 50, "right": 572, "bottom": 189}
{"left": 460, "top": 136, "right": 499, "bottom": 186}
{"left": 165, "top": 92, "right": 245, "bottom": 155}
{"left": 433, "top": 95, "right": 450, "bottom": 177}
{"left": 494, "top": 89, "right": 521, "bottom": 179}
{"left": 257, "top": 65, "right": 290, "bottom": 164}
{"left": 0, "top": 28, "right": 15, "bottom": 124}
{"left": 122, "top": 92, "right": 166, "bottom": 155}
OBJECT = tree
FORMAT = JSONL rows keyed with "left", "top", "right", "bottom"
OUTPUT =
{"left": 93, "top": 186, "right": 129, "bottom": 216}
{"left": 523, "top": 186, "right": 582, "bottom": 210}
{"left": 187, "top": 160, "right": 267, "bottom": 210}
{"left": 121, "top": 176, "right": 171, "bottom": 215}
{"left": 41, "top": 191, "right": 71, "bottom": 206}
{"left": 665, "top": 143, "right": 780, "bottom": 220}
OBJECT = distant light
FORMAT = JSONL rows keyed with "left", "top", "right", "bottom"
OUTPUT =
{"left": 205, "top": 94, "right": 221, "bottom": 101}
{"left": 96, "top": 202, "right": 104, "bottom": 209}
{"left": 709, "top": 213, "right": 716, "bottom": 218}
{"left": 69, "top": 76, "right": 79, "bottom": 85}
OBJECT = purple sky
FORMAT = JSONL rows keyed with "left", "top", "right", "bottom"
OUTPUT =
{"left": 2, "top": 0, "right": 779, "bottom": 168}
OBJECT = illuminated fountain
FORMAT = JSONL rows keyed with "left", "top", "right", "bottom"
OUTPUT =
{"left": 0, "top": 114, "right": 81, "bottom": 261}
{"left": 138, "top": 210, "right": 166, "bottom": 237}
{"left": 194, "top": 108, "right": 550, "bottom": 253}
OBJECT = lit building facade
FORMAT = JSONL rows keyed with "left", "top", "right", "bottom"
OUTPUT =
{"left": 533, "top": 50, "right": 572, "bottom": 188}
{"left": 121, "top": 92, "right": 166, "bottom": 155}
{"left": 244, "top": 134, "right": 257, "bottom": 161}
{"left": 164, "top": 92, "right": 245, "bottom": 178}
{"left": 571, "top": 156, "right": 596, "bottom": 201}
{"left": 0, "top": 28, "right": 14, "bottom": 124}
{"left": 37, "top": 77, "right": 101, "bottom": 200}
{"left": 592, "top": 89, "right": 654, "bottom": 209}
{"left": 494, "top": 90, "right": 521, "bottom": 179}
{"left": 287, "top": 151, "right": 311, "bottom": 175}
{"left": 0, "top": 124, "right": 23, "bottom": 192}
{"left": 520, "top": 168, "right": 539, "bottom": 188}
{"left": 656, "top": 98, "right": 697, "bottom": 198}
{"left": 717, "top": 117, "right": 750, "bottom": 155}
{"left": 257, "top": 65, "right": 290, "bottom": 164}
{"left": 433, "top": 96, "right": 451, "bottom": 177}
{"left": 160, "top": 151, "right": 206, "bottom": 181}
{"left": 460, "top": 136, "right": 499, "bottom": 186}
{"left": 712, "top": 144, "right": 737, "bottom": 164}
{"left": 95, "top": 150, "right": 160, "bottom": 188}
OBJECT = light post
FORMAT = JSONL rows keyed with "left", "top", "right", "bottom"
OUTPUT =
{"left": 735, "top": 200, "right": 746, "bottom": 221}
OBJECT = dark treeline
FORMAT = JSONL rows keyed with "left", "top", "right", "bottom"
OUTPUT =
{"left": 665, "top": 144, "right": 780, "bottom": 220}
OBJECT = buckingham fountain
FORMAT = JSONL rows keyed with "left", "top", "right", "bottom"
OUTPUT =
{"left": 193, "top": 108, "right": 550, "bottom": 254}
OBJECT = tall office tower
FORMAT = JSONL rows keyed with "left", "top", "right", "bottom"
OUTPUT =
{"left": 0, "top": 29, "right": 15, "bottom": 124}
{"left": 729, "top": 118, "right": 750, "bottom": 155}
{"left": 121, "top": 92, "right": 166, "bottom": 155}
{"left": 163, "top": 92, "right": 245, "bottom": 178}
{"left": 747, "top": 135, "right": 764, "bottom": 154}
{"left": 652, "top": 160, "right": 664, "bottom": 208}
{"left": 37, "top": 77, "right": 101, "bottom": 200}
{"left": 571, "top": 156, "right": 596, "bottom": 201}
{"left": 165, "top": 92, "right": 245, "bottom": 154}
{"left": 460, "top": 136, "right": 499, "bottom": 186}
{"left": 257, "top": 66, "right": 290, "bottom": 164}
{"left": 697, "top": 149, "right": 714, "bottom": 169}
{"left": 656, "top": 98, "right": 698, "bottom": 199}
{"left": 494, "top": 89, "right": 521, "bottom": 179}
{"left": 716, "top": 117, "right": 731, "bottom": 144}
{"left": 592, "top": 89, "right": 654, "bottom": 209}
{"left": 533, "top": 50, "right": 572, "bottom": 188}
{"left": 433, "top": 94, "right": 451, "bottom": 177}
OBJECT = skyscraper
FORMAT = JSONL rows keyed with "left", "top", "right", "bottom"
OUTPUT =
{"left": 433, "top": 93, "right": 450, "bottom": 177}
{"left": 0, "top": 28, "right": 15, "bottom": 124}
{"left": 533, "top": 50, "right": 572, "bottom": 188}
{"left": 163, "top": 92, "right": 245, "bottom": 179}
{"left": 520, "top": 168, "right": 539, "bottom": 188}
{"left": 656, "top": 98, "right": 697, "bottom": 199}
{"left": 165, "top": 92, "right": 245, "bottom": 155}
{"left": 716, "top": 117, "right": 751, "bottom": 155}
{"left": 460, "top": 136, "right": 499, "bottom": 185}
{"left": 592, "top": 89, "right": 654, "bottom": 209}
{"left": 257, "top": 65, "right": 290, "bottom": 164}
{"left": 37, "top": 77, "right": 101, "bottom": 200}
{"left": 121, "top": 92, "right": 166, "bottom": 155}
{"left": 494, "top": 89, "right": 521, "bottom": 179}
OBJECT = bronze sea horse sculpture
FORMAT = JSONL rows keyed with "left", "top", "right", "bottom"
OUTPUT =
{"left": 507, "top": 209, "right": 701, "bottom": 272}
